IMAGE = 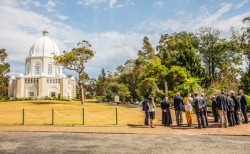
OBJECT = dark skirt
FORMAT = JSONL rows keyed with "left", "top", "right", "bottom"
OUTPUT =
{"left": 149, "top": 112, "right": 155, "bottom": 119}
{"left": 162, "top": 110, "right": 172, "bottom": 125}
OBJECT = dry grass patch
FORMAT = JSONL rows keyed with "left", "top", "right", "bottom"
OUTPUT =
{"left": 0, "top": 100, "right": 152, "bottom": 126}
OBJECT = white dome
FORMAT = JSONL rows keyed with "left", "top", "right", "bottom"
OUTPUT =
{"left": 29, "top": 30, "right": 60, "bottom": 57}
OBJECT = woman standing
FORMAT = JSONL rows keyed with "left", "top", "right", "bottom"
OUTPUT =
{"left": 161, "top": 96, "right": 172, "bottom": 126}
{"left": 184, "top": 93, "right": 193, "bottom": 127}
{"left": 148, "top": 97, "right": 156, "bottom": 128}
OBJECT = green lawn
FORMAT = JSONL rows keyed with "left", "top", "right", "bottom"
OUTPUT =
{"left": 0, "top": 100, "right": 148, "bottom": 126}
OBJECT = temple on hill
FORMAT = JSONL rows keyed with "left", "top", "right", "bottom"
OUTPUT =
{"left": 8, "top": 30, "right": 76, "bottom": 99}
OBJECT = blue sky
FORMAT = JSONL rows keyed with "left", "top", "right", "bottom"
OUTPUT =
{"left": 0, "top": 0, "right": 250, "bottom": 78}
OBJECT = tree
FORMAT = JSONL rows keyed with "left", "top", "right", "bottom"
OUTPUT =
{"left": 138, "top": 78, "right": 164, "bottom": 101}
{"left": 115, "top": 36, "right": 157, "bottom": 101}
{"left": 138, "top": 36, "right": 155, "bottom": 61}
{"left": 0, "top": 49, "right": 10, "bottom": 99}
{"left": 179, "top": 77, "right": 203, "bottom": 94}
{"left": 197, "top": 27, "right": 242, "bottom": 84}
{"left": 95, "top": 68, "right": 107, "bottom": 97}
{"left": 239, "top": 17, "right": 250, "bottom": 93}
{"left": 139, "top": 56, "right": 168, "bottom": 91}
{"left": 165, "top": 66, "right": 191, "bottom": 96}
{"left": 54, "top": 40, "right": 95, "bottom": 105}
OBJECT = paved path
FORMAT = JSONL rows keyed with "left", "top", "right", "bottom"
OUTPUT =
{"left": 1, "top": 132, "right": 250, "bottom": 154}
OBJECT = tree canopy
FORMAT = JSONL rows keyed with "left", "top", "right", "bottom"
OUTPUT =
{"left": 54, "top": 40, "right": 95, "bottom": 105}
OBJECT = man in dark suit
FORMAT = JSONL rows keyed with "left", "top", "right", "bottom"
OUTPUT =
{"left": 211, "top": 95, "right": 219, "bottom": 122}
{"left": 239, "top": 89, "right": 248, "bottom": 124}
{"left": 193, "top": 93, "right": 205, "bottom": 128}
{"left": 201, "top": 93, "right": 209, "bottom": 127}
{"left": 142, "top": 96, "right": 149, "bottom": 126}
{"left": 226, "top": 93, "right": 235, "bottom": 126}
{"left": 230, "top": 91, "right": 240, "bottom": 125}
{"left": 216, "top": 91, "right": 228, "bottom": 128}
{"left": 174, "top": 92, "right": 184, "bottom": 126}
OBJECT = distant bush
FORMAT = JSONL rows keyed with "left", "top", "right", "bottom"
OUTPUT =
{"left": 246, "top": 95, "right": 250, "bottom": 111}
{"left": 207, "top": 100, "right": 212, "bottom": 107}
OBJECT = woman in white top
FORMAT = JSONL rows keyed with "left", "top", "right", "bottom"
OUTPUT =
{"left": 184, "top": 93, "right": 193, "bottom": 127}
{"left": 148, "top": 97, "right": 156, "bottom": 128}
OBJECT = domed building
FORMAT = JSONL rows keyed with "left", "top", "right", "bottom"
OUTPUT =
{"left": 8, "top": 30, "right": 76, "bottom": 99}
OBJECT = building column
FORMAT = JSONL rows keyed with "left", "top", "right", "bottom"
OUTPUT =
{"left": 16, "top": 76, "right": 25, "bottom": 98}
{"left": 38, "top": 76, "right": 47, "bottom": 97}
{"left": 60, "top": 77, "right": 68, "bottom": 98}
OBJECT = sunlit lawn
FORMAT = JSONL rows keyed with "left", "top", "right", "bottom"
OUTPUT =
{"left": 0, "top": 100, "right": 156, "bottom": 126}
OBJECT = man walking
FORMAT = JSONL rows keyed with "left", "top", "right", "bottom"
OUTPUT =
{"left": 193, "top": 93, "right": 206, "bottom": 128}
{"left": 239, "top": 89, "right": 248, "bottom": 124}
{"left": 174, "top": 92, "right": 184, "bottom": 126}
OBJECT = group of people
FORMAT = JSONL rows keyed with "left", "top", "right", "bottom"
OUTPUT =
{"left": 142, "top": 89, "right": 248, "bottom": 129}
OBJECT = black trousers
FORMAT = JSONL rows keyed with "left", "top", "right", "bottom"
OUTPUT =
{"left": 196, "top": 111, "right": 205, "bottom": 128}
{"left": 162, "top": 110, "right": 172, "bottom": 125}
{"left": 212, "top": 107, "right": 219, "bottom": 122}
{"left": 234, "top": 108, "right": 240, "bottom": 125}
{"left": 203, "top": 111, "right": 209, "bottom": 126}
{"left": 144, "top": 112, "right": 149, "bottom": 126}
{"left": 227, "top": 111, "right": 235, "bottom": 126}
{"left": 241, "top": 106, "right": 248, "bottom": 123}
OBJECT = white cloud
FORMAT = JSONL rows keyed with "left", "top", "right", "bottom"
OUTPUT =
{"left": 153, "top": 1, "right": 164, "bottom": 7}
{"left": 0, "top": 1, "right": 154, "bottom": 78}
{"left": 235, "top": 0, "right": 249, "bottom": 9}
{"left": 77, "top": 0, "right": 133, "bottom": 8}
{"left": 108, "top": 0, "right": 117, "bottom": 8}
{"left": 45, "top": 0, "right": 56, "bottom": 12}
{"left": 134, "top": 3, "right": 250, "bottom": 38}
{"left": 56, "top": 14, "right": 69, "bottom": 21}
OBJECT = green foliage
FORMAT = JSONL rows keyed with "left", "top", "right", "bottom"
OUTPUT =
{"left": 54, "top": 40, "right": 95, "bottom": 104}
{"left": 92, "top": 21, "right": 250, "bottom": 103}
{"left": 246, "top": 95, "right": 250, "bottom": 111}
{"left": 0, "top": 49, "right": 10, "bottom": 99}
{"left": 197, "top": 27, "right": 242, "bottom": 84}
{"left": 139, "top": 57, "right": 168, "bottom": 89}
{"left": 239, "top": 17, "right": 250, "bottom": 94}
{"left": 165, "top": 66, "right": 190, "bottom": 96}
{"left": 138, "top": 78, "right": 164, "bottom": 101}
{"left": 179, "top": 77, "right": 203, "bottom": 94}
{"left": 157, "top": 32, "right": 207, "bottom": 79}
{"left": 206, "top": 100, "right": 212, "bottom": 107}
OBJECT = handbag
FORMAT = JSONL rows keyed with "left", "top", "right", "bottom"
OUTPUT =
{"left": 185, "top": 103, "right": 193, "bottom": 112}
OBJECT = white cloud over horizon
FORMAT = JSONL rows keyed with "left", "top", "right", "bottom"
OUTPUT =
{"left": 0, "top": 0, "right": 249, "bottom": 78}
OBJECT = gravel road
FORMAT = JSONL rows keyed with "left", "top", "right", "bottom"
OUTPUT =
{"left": 0, "top": 132, "right": 250, "bottom": 154}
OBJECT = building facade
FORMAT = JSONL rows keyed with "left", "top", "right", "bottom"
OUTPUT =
{"left": 8, "top": 30, "right": 76, "bottom": 99}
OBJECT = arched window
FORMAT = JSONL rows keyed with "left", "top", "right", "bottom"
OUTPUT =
{"left": 34, "top": 62, "right": 41, "bottom": 75}
{"left": 48, "top": 64, "right": 53, "bottom": 75}
{"left": 26, "top": 62, "right": 30, "bottom": 75}
{"left": 49, "top": 86, "right": 58, "bottom": 97}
